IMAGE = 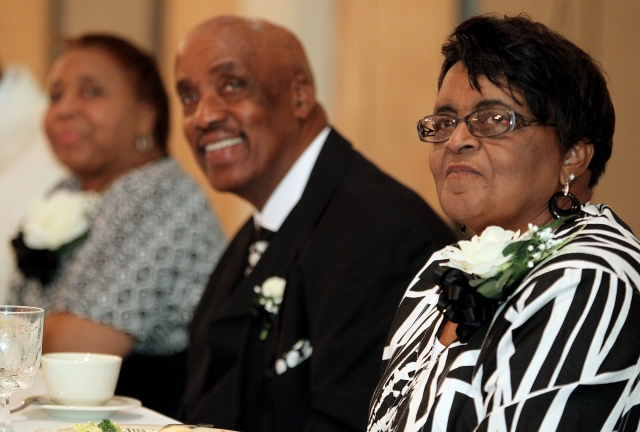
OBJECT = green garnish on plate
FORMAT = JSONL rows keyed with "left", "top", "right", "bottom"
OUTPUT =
{"left": 72, "top": 419, "right": 122, "bottom": 432}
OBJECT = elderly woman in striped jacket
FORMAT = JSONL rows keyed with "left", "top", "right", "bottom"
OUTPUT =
{"left": 368, "top": 14, "right": 640, "bottom": 432}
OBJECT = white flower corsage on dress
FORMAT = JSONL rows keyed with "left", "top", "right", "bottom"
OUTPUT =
{"left": 435, "top": 216, "right": 580, "bottom": 341}
{"left": 254, "top": 276, "right": 286, "bottom": 340}
{"left": 12, "top": 189, "right": 101, "bottom": 284}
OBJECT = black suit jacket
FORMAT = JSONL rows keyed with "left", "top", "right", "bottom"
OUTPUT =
{"left": 179, "top": 129, "right": 456, "bottom": 431}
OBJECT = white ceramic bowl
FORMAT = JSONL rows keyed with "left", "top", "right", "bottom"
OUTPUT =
{"left": 41, "top": 352, "right": 122, "bottom": 406}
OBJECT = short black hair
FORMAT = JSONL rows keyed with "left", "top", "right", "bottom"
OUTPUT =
{"left": 63, "top": 34, "right": 170, "bottom": 152}
{"left": 439, "top": 14, "right": 614, "bottom": 188}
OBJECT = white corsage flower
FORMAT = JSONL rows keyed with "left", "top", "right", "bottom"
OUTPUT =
{"left": 442, "top": 226, "right": 525, "bottom": 278}
{"left": 254, "top": 276, "right": 287, "bottom": 339}
{"left": 22, "top": 190, "right": 100, "bottom": 250}
{"left": 442, "top": 218, "right": 580, "bottom": 299}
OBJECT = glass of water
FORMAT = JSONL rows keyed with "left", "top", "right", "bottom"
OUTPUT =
{"left": 0, "top": 306, "right": 44, "bottom": 432}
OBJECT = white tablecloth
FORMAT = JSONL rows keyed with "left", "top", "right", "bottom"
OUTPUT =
{"left": 9, "top": 368, "right": 178, "bottom": 432}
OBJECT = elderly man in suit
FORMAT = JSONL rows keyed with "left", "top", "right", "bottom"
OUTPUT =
{"left": 175, "top": 16, "right": 455, "bottom": 431}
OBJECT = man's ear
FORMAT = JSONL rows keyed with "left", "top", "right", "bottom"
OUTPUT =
{"left": 560, "top": 140, "right": 594, "bottom": 184}
{"left": 291, "top": 74, "right": 316, "bottom": 120}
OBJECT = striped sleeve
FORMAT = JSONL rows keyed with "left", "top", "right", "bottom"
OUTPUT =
{"left": 367, "top": 205, "right": 640, "bottom": 432}
{"left": 475, "top": 212, "right": 640, "bottom": 431}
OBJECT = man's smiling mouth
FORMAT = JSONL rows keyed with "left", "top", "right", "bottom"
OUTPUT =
{"left": 204, "top": 137, "right": 243, "bottom": 152}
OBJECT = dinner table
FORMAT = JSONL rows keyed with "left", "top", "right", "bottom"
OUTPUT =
{"left": 9, "top": 368, "right": 178, "bottom": 432}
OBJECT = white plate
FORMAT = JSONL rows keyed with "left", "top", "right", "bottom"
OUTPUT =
{"left": 39, "top": 396, "right": 141, "bottom": 420}
{"left": 35, "top": 424, "right": 235, "bottom": 432}
{"left": 35, "top": 425, "right": 156, "bottom": 432}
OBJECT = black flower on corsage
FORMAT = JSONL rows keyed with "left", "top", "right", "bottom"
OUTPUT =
{"left": 11, "top": 189, "right": 100, "bottom": 285}
{"left": 11, "top": 232, "right": 59, "bottom": 285}
{"left": 434, "top": 266, "right": 500, "bottom": 343}
{"left": 435, "top": 217, "right": 580, "bottom": 342}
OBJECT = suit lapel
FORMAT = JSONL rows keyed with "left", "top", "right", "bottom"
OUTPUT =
{"left": 238, "top": 130, "right": 358, "bottom": 405}
{"left": 211, "top": 129, "right": 356, "bottom": 325}
{"left": 264, "top": 128, "right": 356, "bottom": 271}
{"left": 194, "top": 219, "right": 255, "bottom": 321}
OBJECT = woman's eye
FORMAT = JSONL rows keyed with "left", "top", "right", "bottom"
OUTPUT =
{"left": 489, "top": 114, "right": 506, "bottom": 125}
{"left": 476, "top": 110, "right": 508, "bottom": 126}
{"left": 81, "top": 85, "right": 102, "bottom": 98}
{"left": 49, "top": 91, "right": 62, "bottom": 103}
{"left": 435, "top": 119, "right": 454, "bottom": 130}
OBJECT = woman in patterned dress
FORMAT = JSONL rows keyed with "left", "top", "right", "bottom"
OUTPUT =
{"left": 368, "top": 15, "right": 640, "bottom": 432}
{"left": 9, "top": 34, "right": 226, "bottom": 415}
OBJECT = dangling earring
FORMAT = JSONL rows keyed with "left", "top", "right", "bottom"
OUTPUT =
{"left": 135, "top": 134, "right": 153, "bottom": 152}
{"left": 548, "top": 173, "right": 580, "bottom": 218}
{"left": 460, "top": 223, "right": 466, "bottom": 234}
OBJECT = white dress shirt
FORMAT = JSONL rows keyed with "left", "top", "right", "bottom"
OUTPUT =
{"left": 252, "top": 126, "right": 330, "bottom": 232}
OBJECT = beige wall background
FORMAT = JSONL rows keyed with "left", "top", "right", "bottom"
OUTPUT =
{"left": 0, "top": 0, "right": 52, "bottom": 81}
{"left": 1, "top": 0, "right": 638, "bottom": 237}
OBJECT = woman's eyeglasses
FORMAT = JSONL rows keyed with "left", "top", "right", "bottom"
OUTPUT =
{"left": 416, "top": 107, "right": 552, "bottom": 143}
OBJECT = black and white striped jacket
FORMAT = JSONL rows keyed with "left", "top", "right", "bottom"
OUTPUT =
{"left": 368, "top": 204, "right": 640, "bottom": 432}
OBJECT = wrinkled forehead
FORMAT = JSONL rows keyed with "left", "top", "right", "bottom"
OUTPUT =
{"left": 178, "top": 22, "right": 253, "bottom": 66}
{"left": 437, "top": 62, "right": 529, "bottom": 111}
{"left": 177, "top": 18, "right": 301, "bottom": 86}
{"left": 438, "top": 61, "right": 527, "bottom": 102}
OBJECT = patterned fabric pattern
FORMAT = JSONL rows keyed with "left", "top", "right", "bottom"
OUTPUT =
{"left": 245, "top": 227, "right": 274, "bottom": 276}
{"left": 368, "top": 204, "right": 640, "bottom": 432}
{"left": 10, "top": 158, "right": 226, "bottom": 355}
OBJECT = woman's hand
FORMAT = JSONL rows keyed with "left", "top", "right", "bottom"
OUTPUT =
{"left": 43, "top": 312, "right": 135, "bottom": 358}
{"left": 438, "top": 320, "right": 458, "bottom": 346}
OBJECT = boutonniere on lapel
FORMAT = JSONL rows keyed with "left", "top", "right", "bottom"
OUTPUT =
{"left": 253, "top": 276, "right": 287, "bottom": 340}
{"left": 11, "top": 189, "right": 101, "bottom": 285}
{"left": 435, "top": 217, "right": 579, "bottom": 341}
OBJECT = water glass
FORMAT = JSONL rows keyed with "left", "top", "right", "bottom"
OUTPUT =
{"left": 0, "top": 306, "right": 44, "bottom": 432}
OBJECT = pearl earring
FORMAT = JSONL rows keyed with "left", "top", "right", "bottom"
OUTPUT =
{"left": 135, "top": 134, "right": 153, "bottom": 152}
{"left": 563, "top": 173, "right": 575, "bottom": 196}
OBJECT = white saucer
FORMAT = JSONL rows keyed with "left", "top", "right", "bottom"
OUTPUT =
{"left": 39, "top": 396, "right": 141, "bottom": 420}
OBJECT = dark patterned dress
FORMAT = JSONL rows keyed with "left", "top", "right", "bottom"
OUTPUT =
{"left": 10, "top": 158, "right": 226, "bottom": 414}
{"left": 368, "top": 204, "right": 640, "bottom": 432}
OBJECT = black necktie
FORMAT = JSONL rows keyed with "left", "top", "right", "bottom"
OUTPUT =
{"left": 245, "top": 226, "right": 274, "bottom": 276}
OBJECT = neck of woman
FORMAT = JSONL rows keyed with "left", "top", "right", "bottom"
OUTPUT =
{"left": 79, "top": 151, "right": 165, "bottom": 193}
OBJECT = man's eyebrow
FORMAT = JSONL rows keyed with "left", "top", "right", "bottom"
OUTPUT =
{"left": 210, "top": 61, "right": 236, "bottom": 74}
{"left": 175, "top": 79, "right": 192, "bottom": 93}
{"left": 176, "top": 61, "right": 238, "bottom": 92}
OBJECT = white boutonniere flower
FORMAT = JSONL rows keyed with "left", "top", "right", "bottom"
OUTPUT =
{"left": 254, "top": 276, "right": 286, "bottom": 340}
{"left": 442, "top": 217, "right": 580, "bottom": 299}
{"left": 22, "top": 189, "right": 101, "bottom": 250}
{"left": 442, "top": 226, "right": 524, "bottom": 279}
